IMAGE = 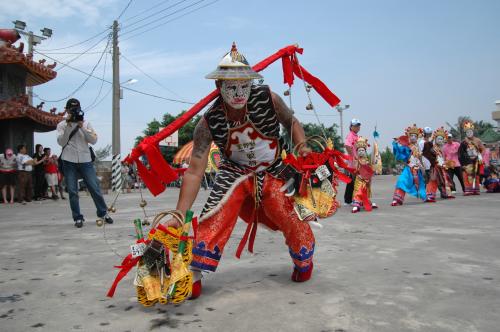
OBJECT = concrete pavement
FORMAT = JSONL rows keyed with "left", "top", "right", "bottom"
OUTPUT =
{"left": 0, "top": 175, "right": 499, "bottom": 332}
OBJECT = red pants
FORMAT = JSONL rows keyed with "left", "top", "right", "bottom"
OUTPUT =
{"left": 191, "top": 174, "right": 315, "bottom": 273}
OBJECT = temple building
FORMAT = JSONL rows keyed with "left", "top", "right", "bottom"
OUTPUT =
{"left": 0, "top": 29, "right": 63, "bottom": 154}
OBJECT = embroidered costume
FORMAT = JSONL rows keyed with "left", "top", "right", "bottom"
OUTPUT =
{"left": 422, "top": 127, "right": 455, "bottom": 201}
{"left": 192, "top": 44, "right": 315, "bottom": 286}
{"left": 351, "top": 137, "right": 377, "bottom": 213}
{"left": 458, "top": 121, "right": 484, "bottom": 196}
{"left": 391, "top": 124, "right": 427, "bottom": 206}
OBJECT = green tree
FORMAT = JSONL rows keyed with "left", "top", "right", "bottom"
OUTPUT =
{"left": 135, "top": 112, "right": 201, "bottom": 163}
{"left": 298, "top": 123, "right": 343, "bottom": 151}
{"left": 380, "top": 146, "right": 396, "bottom": 171}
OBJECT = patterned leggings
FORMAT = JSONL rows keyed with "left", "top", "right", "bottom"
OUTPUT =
{"left": 191, "top": 173, "right": 315, "bottom": 273}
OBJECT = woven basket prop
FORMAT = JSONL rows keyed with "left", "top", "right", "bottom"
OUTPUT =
{"left": 282, "top": 136, "right": 351, "bottom": 221}
{"left": 134, "top": 210, "right": 194, "bottom": 306}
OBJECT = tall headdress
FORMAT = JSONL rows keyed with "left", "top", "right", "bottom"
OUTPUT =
{"left": 355, "top": 136, "right": 370, "bottom": 150}
{"left": 462, "top": 120, "right": 474, "bottom": 131}
{"left": 404, "top": 124, "right": 423, "bottom": 137}
{"left": 432, "top": 127, "right": 448, "bottom": 141}
{"left": 205, "top": 42, "right": 263, "bottom": 80}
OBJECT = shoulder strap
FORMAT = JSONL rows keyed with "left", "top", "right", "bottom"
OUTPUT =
{"left": 60, "top": 125, "right": 80, "bottom": 154}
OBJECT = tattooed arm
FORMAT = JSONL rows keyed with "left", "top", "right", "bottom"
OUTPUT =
{"left": 272, "top": 92, "right": 309, "bottom": 155}
{"left": 173, "top": 118, "right": 212, "bottom": 221}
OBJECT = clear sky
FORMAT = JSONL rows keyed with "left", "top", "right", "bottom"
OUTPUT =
{"left": 1, "top": 0, "right": 499, "bottom": 156}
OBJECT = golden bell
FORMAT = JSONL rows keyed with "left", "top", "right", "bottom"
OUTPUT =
{"left": 96, "top": 219, "right": 104, "bottom": 227}
{"left": 283, "top": 90, "right": 290, "bottom": 96}
{"left": 110, "top": 206, "right": 116, "bottom": 213}
{"left": 142, "top": 218, "right": 150, "bottom": 226}
{"left": 306, "top": 84, "right": 312, "bottom": 92}
{"left": 139, "top": 200, "right": 147, "bottom": 208}
{"left": 305, "top": 103, "right": 314, "bottom": 110}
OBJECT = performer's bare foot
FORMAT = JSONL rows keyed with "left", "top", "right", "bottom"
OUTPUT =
{"left": 425, "top": 198, "right": 436, "bottom": 203}
{"left": 291, "top": 262, "right": 313, "bottom": 282}
{"left": 391, "top": 200, "right": 402, "bottom": 206}
{"left": 351, "top": 206, "right": 360, "bottom": 213}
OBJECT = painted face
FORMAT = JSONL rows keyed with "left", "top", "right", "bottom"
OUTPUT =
{"left": 220, "top": 80, "right": 252, "bottom": 109}
{"left": 465, "top": 129, "right": 474, "bottom": 138}
{"left": 409, "top": 134, "right": 418, "bottom": 143}
{"left": 435, "top": 136, "right": 445, "bottom": 146}
{"left": 357, "top": 147, "right": 367, "bottom": 157}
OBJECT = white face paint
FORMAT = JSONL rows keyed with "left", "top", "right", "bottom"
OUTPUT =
{"left": 357, "top": 147, "right": 367, "bottom": 157}
{"left": 465, "top": 129, "right": 474, "bottom": 138}
{"left": 409, "top": 134, "right": 418, "bottom": 143}
{"left": 435, "top": 136, "right": 445, "bottom": 146}
{"left": 220, "top": 80, "right": 252, "bottom": 110}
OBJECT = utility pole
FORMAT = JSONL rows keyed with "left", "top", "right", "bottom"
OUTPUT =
{"left": 335, "top": 104, "right": 350, "bottom": 146}
{"left": 111, "top": 20, "right": 122, "bottom": 191}
{"left": 27, "top": 31, "right": 34, "bottom": 105}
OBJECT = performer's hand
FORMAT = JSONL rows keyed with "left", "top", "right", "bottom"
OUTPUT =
{"left": 164, "top": 218, "right": 182, "bottom": 228}
{"left": 298, "top": 145, "right": 312, "bottom": 157}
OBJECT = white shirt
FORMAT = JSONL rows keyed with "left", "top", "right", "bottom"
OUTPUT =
{"left": 56, "top": 120, "right": 97, "bottom": 163}
{"left": 17, "top": 153, "right": 33, "bottom": 172}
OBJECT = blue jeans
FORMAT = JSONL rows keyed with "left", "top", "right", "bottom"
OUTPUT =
{"left": 63, "top": 161, "right": 107, "bottom": 221}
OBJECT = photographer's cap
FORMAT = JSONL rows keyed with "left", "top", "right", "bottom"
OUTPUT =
{"left": 424, "top": 126, "right": 432, "bottom": 134}
{"left": 351, "top": 118, "right": 361, "bottom": 126}
{"left": 66, "top": 98, "right": 80, "bottom": 109}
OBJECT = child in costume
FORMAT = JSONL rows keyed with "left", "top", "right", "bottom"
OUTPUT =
{"left": 458, "top": 120, "right": 484, "bottom": 195}
{"left": 351, "top": 137, "right": 378, "bottom": 213}
{"left": 391, "top": 124, "right": 427, "bottom": 206}
{"left": 422, "top": 127, "right": 456, "bottom": 201}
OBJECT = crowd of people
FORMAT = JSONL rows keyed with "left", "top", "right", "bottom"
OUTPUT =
{"left": 0, "top": 143, "right": 65, "bottom": 204}
{"left": 342, "top": 118, "right": 499, "bottom": 213}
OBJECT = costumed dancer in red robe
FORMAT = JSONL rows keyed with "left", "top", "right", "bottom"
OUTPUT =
{"left": 166, "top": 44, "right": 316, "bottom": 299}
{"left": 458, "top": 120, "right": 484, "bottom": 195}
{"left": 422, "top": 127, "right": 456, "bottom": 201}
{"left": 351, "top": 137, "right": 378, "bottom": 213}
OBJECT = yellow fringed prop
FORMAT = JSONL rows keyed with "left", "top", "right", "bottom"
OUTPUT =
{"left": 135, "top": 211, "right": 193, "bottom": 307}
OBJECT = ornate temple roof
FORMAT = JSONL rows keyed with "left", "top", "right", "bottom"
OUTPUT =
{"left": 0, "top": 95, "right": 64, "bottom": 131}
{"left": 0, "top": 42, "right": 57, "bottom": 86}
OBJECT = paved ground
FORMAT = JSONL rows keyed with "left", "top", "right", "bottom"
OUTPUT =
{"left": 0, "top": 175, "right": 499, "bottom": 332}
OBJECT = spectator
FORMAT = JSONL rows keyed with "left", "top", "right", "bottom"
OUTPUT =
{"left": 44, "top": 148, "right": 59, "bottom": 200}
{"left": 55, "top": 156, "right": 66, "bottom": 200}
{"left": 57, "top": 98, "right": 112, "bottom": 228}
{"left": 443, "top": 133, "right": 465, "bottom": 193}
{"left": 121, "top": 162, "right": 132, "bottom": 193}
{"left": 33, "top": 144, "right": 47, "bottom": 200}
{"left": 16, "top": 144, "right": 46, "bottom": 204}
{"left": 344, "top": 118, "right": 361, "bottom": 204}
{"left": 0, "top": 148, "right": 17, "bottom": 204}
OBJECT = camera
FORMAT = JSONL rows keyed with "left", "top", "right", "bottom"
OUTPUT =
{"left": 66, "top": 98, "right": 84, "bottom": 122}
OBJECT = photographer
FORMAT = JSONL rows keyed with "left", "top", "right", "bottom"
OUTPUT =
{"left": 57, "top": 98, "right": 112, "bottom": 228}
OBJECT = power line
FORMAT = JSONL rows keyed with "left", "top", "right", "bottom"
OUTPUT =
{"left": 55, "top": 33, "right": 111, "bottom": 71}
{"left": 121, "top": 54, "right": 183, "bottom": 98}
{"left": 36, "top": 50, "right": 108, "bottom": 55}
{"left": 120, "top": 0, "right": 204, "bottom": 37}
{"left": 37, "top": 28, "right": 111, "bottom": 52}
{"left": 85, "top": 87, "right": 113, "bottom": 111}
{"left": 121, "top": 0, "right": 172, "bottom": 23}
{"left": 33, "top": 50, "right": 195, "bottom": 105}
{"left": 121, "top": 0, "right": 219, "bottom": 41}
{"left": 120, "top": 0, "right": 188, "bottom": 31}
{"left": 86, "top": 47, "right": 110, "bottom": 111}
{"left": 33, "top": 36, "right": 112, "bottom": 103}
{"left": 117, "top": 0, "right": 134, "bottom": 20}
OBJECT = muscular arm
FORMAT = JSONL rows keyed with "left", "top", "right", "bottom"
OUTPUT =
{"left": 175, "top": 118, "right": 212, "bottom": 218}
{"left": 271, "top": 92, "right": 306, "bottom": 147}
